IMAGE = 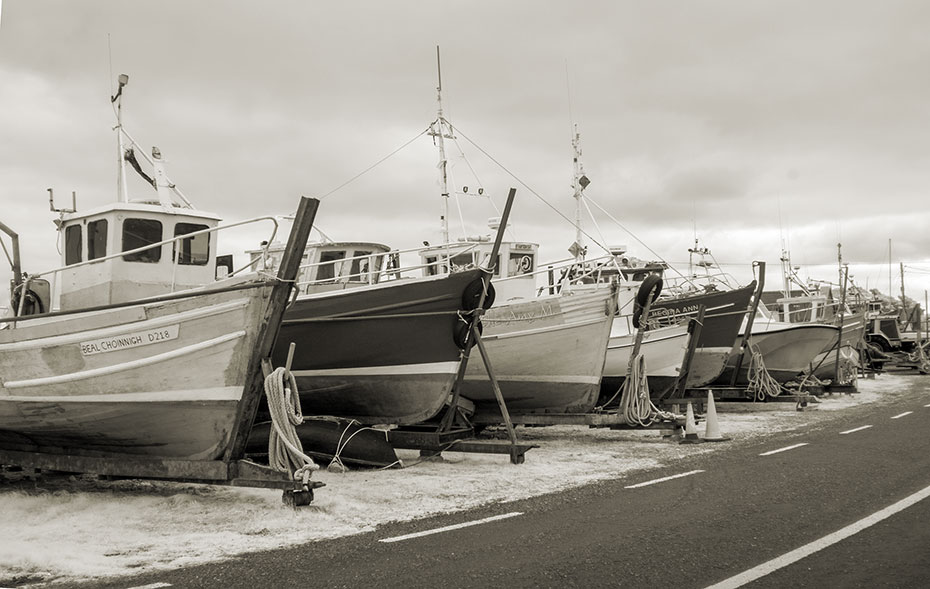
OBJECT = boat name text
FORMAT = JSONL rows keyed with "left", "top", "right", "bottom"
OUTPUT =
{"left": 80, "top": 325, "right": 180, "bottom": 356}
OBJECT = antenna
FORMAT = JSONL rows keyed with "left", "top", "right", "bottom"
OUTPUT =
{"left": 429, "top": 46, "right": 451, "bottom": 245}
{"left": 112, "top": 73, "right": 130, "bottom": 203}
{"left": 569, "top": 124, "right": 589, "bottom": 262}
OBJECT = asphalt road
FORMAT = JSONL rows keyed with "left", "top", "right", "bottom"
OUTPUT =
{"left": 80, "top": 381, "right": 930, "bottom": 589}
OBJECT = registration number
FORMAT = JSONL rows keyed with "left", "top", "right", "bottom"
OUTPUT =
{"left": 80, "top": 324, "right": 180, "bottom": 356}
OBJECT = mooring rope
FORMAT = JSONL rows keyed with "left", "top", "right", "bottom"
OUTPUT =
{"left": 746, "top": 347, "right": 784, "bottom": 402}
{"left": 617, "top": 354, "right": 678, "bottom": 426}
{"left": 263, "top": 367, "right": 320, "bottom": 485}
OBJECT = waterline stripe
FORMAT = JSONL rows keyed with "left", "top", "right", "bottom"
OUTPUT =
{"left": 624, "top": 470, "right": 705, "bottom": 489}
{"left": 891, "top": 411, "right": 913, "bottom": 419}
{"left": 706, "top": 483, "right": 930, "bottom": 588}
{"left": 759, "top": 443, "right": 808, "bottom": 456}
{"left": 840, "top": 425, "right": 873, "bottom": 435}
{"left": 380, "top": 512, "right": 523, "bottom": 543}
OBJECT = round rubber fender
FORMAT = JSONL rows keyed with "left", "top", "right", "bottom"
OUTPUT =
{"left": 636, "top": 273, "right": 663, "bottom": 307}
{"left": 453, "top": 318, "right": 484, "bottom": 350}
{"left": 10, "top": 288, "right": 45, "bottom": 317}
{"left": 462, "top": 278, "right": 496, "bottom": 311}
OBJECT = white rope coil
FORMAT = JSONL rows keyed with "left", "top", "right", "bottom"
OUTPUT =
{"left": 263, "top": 367, "right": 320, "bottom": 483}
{"left": 618, "top": 354, "right": 677, "bottom": 426}
{"left": 746, "top": 347, "right": 783, "bottom": 401}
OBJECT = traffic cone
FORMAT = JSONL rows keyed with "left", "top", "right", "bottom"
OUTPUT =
{"left": 703, "top": 391, "right": 730, "bottom": 442}
{"left": 679, "top": 402, "right": 703, "bottom": 444}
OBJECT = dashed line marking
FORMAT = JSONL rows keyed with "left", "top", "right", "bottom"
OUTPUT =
{"left": 925, "top": 403, "right": 930, "bottom": 408}
{"left": 891, "top": 411, "right": 913, "bottom": 419}
{"left": 624, "top": 470, "right": 705, "bottom": 489}
{"left": 125, "top": 584, "right": 172, "bottom": 589}
{"left": 759, "top": 443, "right": 808, "bottom": 456}
{"left": 840, "top": 425, "right": 873, "bottom": 435}
{"left": 380, "top": 512, "right": 523, "bottom": 543}
{"left": 706, "top": 482, "right": 930, "bottom": 588}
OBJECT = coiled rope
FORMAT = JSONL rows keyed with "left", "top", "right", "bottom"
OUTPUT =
{"left": 746, "top": 347, "right": 784, "bottom": 402}
{"left": 263, "top": 367, "right": 320, "bottom": 485}
{"left": 617, "top": 354, "right": 678, "bottom": 426}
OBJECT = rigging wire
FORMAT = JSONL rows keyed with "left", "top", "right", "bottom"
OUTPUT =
{"left": 450, "top": 124, "right": 607, "bottom": 250}
{"left": 318, "top": 127, "right": 430, "bottom": 200}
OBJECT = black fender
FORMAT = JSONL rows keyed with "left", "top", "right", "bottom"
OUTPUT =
{"left": 453, "top": 317, "right": 484, "bottom": 349}
{"left": 632, "top": 274, "right": 663, "bottom": 328}
{"left": 462, "top": 278, "right": 496, "bottom": 311}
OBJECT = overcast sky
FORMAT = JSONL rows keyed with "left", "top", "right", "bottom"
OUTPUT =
{"left": 2, "top": 0, "right": 930, "bottom": 305}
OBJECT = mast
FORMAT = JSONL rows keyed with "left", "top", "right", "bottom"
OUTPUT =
{"left": 900, "top": 261, "right": 908, "bottom": 329}
{"left": 837, "top": 242, "right": 842, "bottom": 293}
{"left": 111, "top": 74, "right": 130, "bottom": 203}
{"left": 428, "top": 46, "right": 452, "bottom": 245}
{"left": 570, "top": 124, "right": 589, "bottom": 261}
{"left": 779, "top": 248, "right": 791, "bottom": 321}
{"left": 888, "top": 238, "right": 892, "bottom": 298}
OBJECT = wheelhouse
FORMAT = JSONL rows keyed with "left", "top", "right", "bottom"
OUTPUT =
{"left": 55, "top": 201, "right": 221, "bottom": 310}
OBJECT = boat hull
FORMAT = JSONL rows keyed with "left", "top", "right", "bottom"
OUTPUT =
{"left": 809, "top": 308, "right": 868, "bottom": 382}
{"left": 459, "top": 287, "right": 616, "bottom": 423}
{"left": 600, "top": 321, "right": 691, "bottom": 397}
{"left": 276, "top": 270, "right": 485, "bottom": 425}
{"left": 0, "top": 284, "right": 271, "bottom": 460}
{"left": 716, "top": 323, "right": 840, "bottom": 385}
{"left": 649, "top": 282, "right": 755, "bottom": 388}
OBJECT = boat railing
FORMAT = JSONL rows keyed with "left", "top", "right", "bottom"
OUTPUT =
{"left": 293, "top": 242, "right": 482, "bottom": 289}
{"left": 5, "top": 215, "right": 283, "bottom": 324}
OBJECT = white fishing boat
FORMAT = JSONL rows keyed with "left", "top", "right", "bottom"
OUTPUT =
{"left": 0, "top": 76, "right": 322, "bottom": 499}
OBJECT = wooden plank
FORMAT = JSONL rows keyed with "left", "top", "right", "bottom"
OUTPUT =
{"left": 0, "top": 448, "right": 228, "bottom": 480}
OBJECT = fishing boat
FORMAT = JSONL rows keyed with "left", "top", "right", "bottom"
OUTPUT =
{"left": 242, "top": 234, "right": 490, "bottom": 425}
{"left": 567, "top": 248, "right": 752, "bottom": 391}
{"left": 1, "top": 272, "right": 290, "bottom": 460}
{"left": 0, "top": 75, "right": 319, "bottom": 463}
{"left": 387, "top": 63, "right": 618, "bottom": 425}
{"left": 714, "top": 307, "right": 840, "bottom": 386}
{"left": 0, "top": 129, "right": 319, "bottom": 466}
{"left": 460, "top": 283, "right": 617, "bottom": 423}
{"left": 272, "top": 266, "right": 487, "bottom": 425}
{"left": 600, "top": 314, "right": 691, "bottom": 396}
{"left": 0, "top": 76, "right": 338, "bottom": 504}
{"left": 763, "top": 270, "right": 867, "bottom": 383}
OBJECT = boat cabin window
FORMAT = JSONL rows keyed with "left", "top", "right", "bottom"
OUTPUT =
{"left": 508, "top": 252, "right": 534, "bottom": 277}
{"left": 317, "top": 250, "right": 346, "bottom": 281}
{"left": 122, "top": 218, "right": 163, "bottom": 263}
{"left": 87, "top": 219, "right": 108, "bottom": 261}
{"left": 349, "top": 251, "right": 373, "bottom": 282}
{"left": 425, "top": 256, "right": 439, "bottom": 276}
{"left": 173, "top": 222, "right": 210, "bottom": 266}
{"left": 65, "top": 225, "right": 82, "bottom": 265}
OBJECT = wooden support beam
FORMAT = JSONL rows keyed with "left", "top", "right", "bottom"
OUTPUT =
{"left": 224, "top": 196, "right": 319, "bottom": 462}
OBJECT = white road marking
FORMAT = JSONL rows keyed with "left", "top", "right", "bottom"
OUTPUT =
{"left": 706, "top": 482, "right": 930, "bottom": 588}
{"left": 759, "top": 443, "right": 808, "bottom": 456}
{"left": 125, "top": 584, "right": 172, "bottom": 589}
{"left": 839, "top": 425, "right": 873, "bottom": 435}
{"left": 925, "top": 403, "right": 930, "bottom": 408}
{"left": 624, "top": 470, "right": 705, "bottom": 489}
{"left": 891, "top": 411, "right": 913, "bottom": 419}
{"left": 379, "top": 512, "right": 523, "bottom": 543}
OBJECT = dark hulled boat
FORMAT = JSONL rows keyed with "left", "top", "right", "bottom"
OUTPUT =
{"left": 272, "top": 268, "right": 487, "bottom": 425}
{"left": 648, "top": 282, "right": 756, "bottom": 387}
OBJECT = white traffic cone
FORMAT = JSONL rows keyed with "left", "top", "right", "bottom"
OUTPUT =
{"left": 679, "top": 402, "right": 703, "bottom": 444}
{"left": 703, "top": 391, "right": 730, "bottom": 442}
